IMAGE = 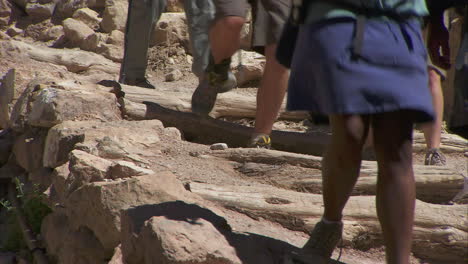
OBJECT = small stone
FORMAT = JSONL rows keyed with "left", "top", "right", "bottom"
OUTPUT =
{"left": 168, "top": 58, "right": 175, "bottom": 64}
{"left": 6, "top": 26, "right": 23, "bottom": 37}
{"left": 189, "top": 151, "right": 199, "bottom": 157}
{"left": 165, "top": 69, "right": 182, "bottom": 82}
{"left": 210, "top": 143, "right": 228, "bottom": 150}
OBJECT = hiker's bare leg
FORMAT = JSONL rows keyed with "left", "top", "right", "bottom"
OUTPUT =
{"left": 210, "top": 16, "right": 245, "bottom": 63}
{"left": 421, "top": 68, "right": 444, "bottom": 149}
{"left": 322, "top": 115, "right": 370, "bottom": 221}
{"left": 372, "top": 111, "right": 415, "bottom": 264}
{"left": 254, "top": 44, "right": 289, "bottom": 135}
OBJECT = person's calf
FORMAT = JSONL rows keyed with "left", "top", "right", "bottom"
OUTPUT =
{"left": 371, "top": 112, "right": 415, "bottom": 264}
{"left": 321, "top": 115, "right": 370, "bottom": 221}
{"left": 252, "top": 44, "right": 289, "bottom": 137}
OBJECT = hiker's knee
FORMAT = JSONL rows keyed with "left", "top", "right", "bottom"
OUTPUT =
{"left": 218, "top": 16, "right": 245, "bottom": 33}
{"left": 330, "top": 115, "right": 370, "bottom": 150}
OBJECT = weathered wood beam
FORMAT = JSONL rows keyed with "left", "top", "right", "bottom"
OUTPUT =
{"left": 189, "top": 182, "right": 468, "bottom": 263}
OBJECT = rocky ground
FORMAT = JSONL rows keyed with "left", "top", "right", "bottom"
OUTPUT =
{"left": 0, "top": 1, "right": 467, "bottom": 264}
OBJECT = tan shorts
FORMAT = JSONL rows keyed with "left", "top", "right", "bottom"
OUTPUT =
{"left": 213, "top": 0, "right": 290, "bottom": 45}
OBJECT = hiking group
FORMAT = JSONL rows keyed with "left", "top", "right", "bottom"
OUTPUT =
{"left": 118, "top": 0, "right": 468, "bottom": 264}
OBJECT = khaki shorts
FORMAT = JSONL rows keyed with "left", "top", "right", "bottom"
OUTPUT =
{"left": 213, "top": 0, "right": 290, "bottom": 45}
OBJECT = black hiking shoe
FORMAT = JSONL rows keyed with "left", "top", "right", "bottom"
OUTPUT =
{"left": 120, "top": 77, "right": 155, "bottom": 89}
{"left": 192, "top": 58, "right": 236, "bottom": 115}
{"left": 191, "top": 58, "right": 236, "bottom": 115}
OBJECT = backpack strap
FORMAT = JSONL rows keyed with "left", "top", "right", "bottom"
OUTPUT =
{"left": 352, "top": 15, "right": 366, "bottom": 59}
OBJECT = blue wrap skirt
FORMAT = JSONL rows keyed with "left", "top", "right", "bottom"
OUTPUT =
{"left": 287, "top": 17, "right": 435, "bottom": 123}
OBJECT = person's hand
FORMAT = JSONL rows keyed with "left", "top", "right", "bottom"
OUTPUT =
{"left": 427, "top": 14, "right": 451, "bottom": 70}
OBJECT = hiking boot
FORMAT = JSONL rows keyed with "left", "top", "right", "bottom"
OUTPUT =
{"left": 198, "top": 71, "right": 237, "bottom": 94}
{"left": 303, "top": 220, "right": 343, "bottom": 258}
{"left": 285, "top": 220, "right": 343, "bottom": 264}
{"left": 248, "top": 134, "right": 272, "bottom": 149}
{"left": 120, "top": 77, "right": 155, "bottom": 89}
{"left": 424, "top": 148, "right": 447, "bottom": 166}
{"left": 192, "top": 58, "right": 235, "bottom": 115}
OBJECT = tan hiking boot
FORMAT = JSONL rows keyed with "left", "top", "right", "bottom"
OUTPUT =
{"left": 285, "top": 220, "right": 343, "bottom": 264}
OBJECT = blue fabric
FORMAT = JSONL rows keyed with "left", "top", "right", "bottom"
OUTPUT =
{"left": 287, "top": 18, "right": 435, "bottom": 123}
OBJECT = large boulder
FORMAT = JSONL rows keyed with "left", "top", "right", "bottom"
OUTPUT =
{"left": 25, "top": 2, "right": 57, "bottom": 20}
{"left": 27, "top": 86, "right": 121, "bottom": 128}
{"left": 67, "top": 149, "right": 114, "bottom": 188}
{"left": 9, "top": 77, "right": 53, "bottom": 133}
{"left": 100, "top": 0, "right": 127, "bottom": 33}
{"left": 125, "top": 215, "right": 241, "bottom": 264}
{"left": 12, "top": 128, "right": 48, "bottom": 172}
{"left": 64, "top": 172, "right": 196, "bottom": 254}
{"left": 43, "top": 120, "right": 170, "bottom": 168}
{"left": 66, "top": 149, "right": 154, "bottom": 193}
{"left": 42, "top": 211, "right": 108, "bottom": 264}
{"left": 42, "top": 124, "right": 85, "bottom": 169}
{"left": 62, "top": 18, "right": 100, "bottom": 51}
{"left": 72, "top": 8, "right": 101, "bottom": 30}
{"left": 46, "top": 163, "right": 70, "bottom": 206}
{"left": 151, "top": 12, "right": 188, "bottom": 47}
{"left": 120, "top": 201, "right": 300, "bottom": 264}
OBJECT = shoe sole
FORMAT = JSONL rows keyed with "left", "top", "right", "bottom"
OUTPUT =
{"left": 191, "top": 78, "right": 218, "bottom": 115}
